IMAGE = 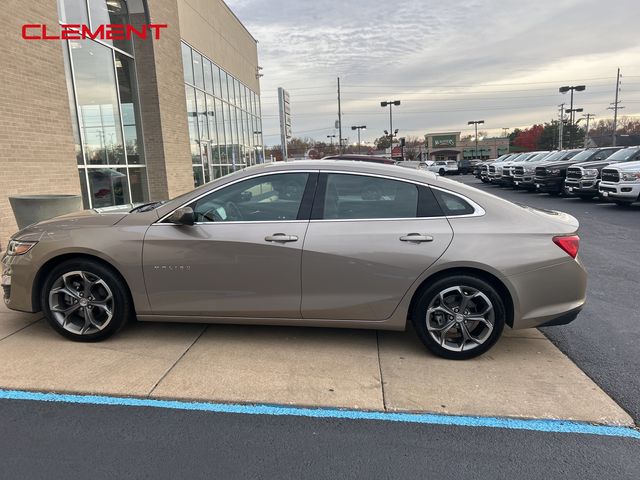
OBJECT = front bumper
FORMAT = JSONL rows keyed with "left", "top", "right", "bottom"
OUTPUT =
{"left": 599, "top": 181, "right": 640, "bottom": 203}
{"left": 534, "top": 176, "right": 564, "bottom": 192}
{"left": 1, "top": 250, "right": 37, "bottom": 313}
{"left": 565, "top": 177, "right": 599, "bottom": 195}
{"left": 513, "top": 174, "right": 535, "bottom": 187}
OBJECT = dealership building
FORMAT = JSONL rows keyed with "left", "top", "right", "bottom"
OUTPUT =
{"left": 0, "top": 0, "right": 264, "bottom": 248}
{"left": 425, "top": 132, "right": 509, "bottom": 162}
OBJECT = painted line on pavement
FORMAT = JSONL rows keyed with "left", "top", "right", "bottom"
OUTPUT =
{"left": 0, "top": 388, "right": 638, "bottom": 439}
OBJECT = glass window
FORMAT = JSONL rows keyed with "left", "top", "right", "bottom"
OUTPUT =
{"left": 78, "top": 169, "right": 90, "bottom": 209}
{"left": 196, "top": 90, "right": 208, "bottom": 140}
{"left": 87, "top": 168, "right": 130, "bottom": 208}
{"left": 115, "top": 53, "right": 144, "bottom": 164}
{"left": 193, "top": 166, "right": 204, "bottom": 188}
{"left": 213, "top": 64, "right": 222, "bottom": 98}
{"left": 192, "top": 51, "right": 204, "bottom": 90}
{"left": 203, "top": 58, "right": 213, "bottom": 94}
{"left": 193, "top": 173, "right": 310, "bottom": 222}
{"left": 128, "top": 167, "right": 148, "bottom": 204}
{"left": 220, "top": 70, "right": 229, "bottom": 101}
{"left": 88, "top": 0, "right": 132, "bottom": 54}
{"left": 206, "top": 94, "right": 217, "bottom": 143}
{"left": 181, "top": 43, "right": 193, "bottom": 84}
{"left": 432, "top": 190, "right": 475, "bottom": 216}
{"left": 322, "top": 174, "right": 418, "bottom": 219}
{"left": 71, "top": 40, "right": 125, "bottom": 165}
{"left": 62, "top": 42, "right": 84, "bottom": 165}
{"left": 59, "top": 0, "right": 88, "bottom": 25}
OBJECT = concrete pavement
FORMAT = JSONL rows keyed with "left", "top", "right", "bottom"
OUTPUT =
{"left": 0, "top": 299, "right": 633, "bottom": 426}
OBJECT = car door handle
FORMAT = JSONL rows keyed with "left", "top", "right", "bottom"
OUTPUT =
{"left": 265, "top": 233, "right": 299, "bottom": 243}
{"left": 399, "top": 233, "right": 434, "bottom": 243}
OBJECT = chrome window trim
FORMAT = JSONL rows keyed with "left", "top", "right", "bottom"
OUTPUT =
{"left": 154, "top": 168, "right": 486, "bottom": 225}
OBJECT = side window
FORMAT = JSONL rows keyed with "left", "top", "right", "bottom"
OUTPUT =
{"left": 193, "top": 172, "right": 309, "bottom": 222}
{"left": 322, "top": 174, "right": 418, "bottom": 219}
{"left": 432, "top": 189, "right": 476, "bottom": 216}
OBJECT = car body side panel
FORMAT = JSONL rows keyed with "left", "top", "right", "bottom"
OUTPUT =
{"left": 300, "top": 218, "right": 453, "bottom": 320}
{"left": 142, "top": 221, "right": 309, "bottom": 317}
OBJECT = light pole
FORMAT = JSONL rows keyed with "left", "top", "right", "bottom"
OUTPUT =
{"left": 380, "top": 100, "right": 401, "bottom": 139}
{"left": 468, "top": 120, "right": 485, "bottom": 159}
{"left": 565, "top": 107, "right": 584, "bottom": 148}
{"left": 559, "top": 85, "right": 586, "bottom": 148}
{"left": 326, "top": 134, "right": 336, "bottom": 153}
{"left": 351, "top": 125, "right": 366, "bottom": 154}
{"left": 577, "top": 114, "right": 595, "bottom": 148}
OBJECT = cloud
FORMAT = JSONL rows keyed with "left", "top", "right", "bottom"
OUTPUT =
{"left": 227, "top": 0, "right": 640, "bottom": 145}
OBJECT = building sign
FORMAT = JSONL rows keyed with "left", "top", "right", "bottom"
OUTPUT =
{"left": 22, "top": 24, "right": 168, "bottom": 40}
{"left": 278, "top": 87, "right": 291, "bottom": 159}
{"left": 432, "top": 135, "right": 456, "bottom": 148}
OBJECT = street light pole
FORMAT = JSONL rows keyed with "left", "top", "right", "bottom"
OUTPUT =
{"left": 380, "top": 100, "right": 400, "bottom": 140}
{"left": 559, "top": 85, "right": 586, "bottom": 148}
{"left": 351, "top": 125, "right": 366, "bottom": 154}
{"left": 468, "top": 120, "right": 485, "bottom": 159}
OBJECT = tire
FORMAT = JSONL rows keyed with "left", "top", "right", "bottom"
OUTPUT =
{"left": 439, "top": 168, "right": 446, "bottom": 176}
{"left": 411, "top": 275, "right": 505, "bottom": 360}
{"left": 41, "top": 259, "right": 133, "bottom": 342}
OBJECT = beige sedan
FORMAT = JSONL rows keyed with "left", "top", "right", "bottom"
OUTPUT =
{"left": 1, "top": 160, "right": 586, "bottom": 359}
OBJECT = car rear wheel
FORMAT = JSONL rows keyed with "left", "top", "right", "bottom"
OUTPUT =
{"left": 41, "top": 260, "right": 132, "bottom": 342}
{"left": 411, "top": 275, "right": 505, "bottom": 360}
{"left": 439, "top": 168, "right": 446, "bottom": 175}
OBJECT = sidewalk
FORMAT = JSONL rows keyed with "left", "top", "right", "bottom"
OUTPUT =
{"left": 0, "top": 301, "right": 633, "bottom": 426}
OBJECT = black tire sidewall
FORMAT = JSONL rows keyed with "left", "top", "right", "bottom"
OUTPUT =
{"left": 41, "top": 260, "right": 131, "bottom": 342}
{"left": 411, "top": 275, "right": 506, "bottom": 360}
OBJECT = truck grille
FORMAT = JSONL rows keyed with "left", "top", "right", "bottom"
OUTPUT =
{"left": 535, "top": 166, "right": 547, "bottom": 177}
{"left": 566, "top": 167, "right": 582, "bottom": 179}
{"left": 601, "top": 169, "right": 619, "bottom": 183}
{"left": 514, "top": 166, "right": 524, "bottom": 175}
{"left": 502, "top": 167, "right": 511, "bottom": 177}
{"left": 489, "top": 166, "right": 496, "bottom": 174}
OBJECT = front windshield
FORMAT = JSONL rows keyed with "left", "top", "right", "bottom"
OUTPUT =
{"left": 566, "top": 149, "right": 595, "bottom": 162}
{"left": 525, "top": 152, "right": 551, "bottom": 162}
{"left": 540, "top": 151, "right": 564, "bottom": 162}
{"left": 604, "top": 147, "right": 640, "bottom": 162}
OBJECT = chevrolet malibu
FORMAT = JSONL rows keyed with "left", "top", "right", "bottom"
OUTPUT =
{"left": 1, "top": 161, "right": 586, "bottom": 360}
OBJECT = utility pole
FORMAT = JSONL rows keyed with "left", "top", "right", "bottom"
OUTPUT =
{"left": 558, "top": 103, "right": 565, "bottom": 149}
{"left": 468, "top": 120, "right": 485, "bottom": 158}
{"left": 581, "top": 113, "right": 595, "bottom": 148}
{"left": 608, "top": 68, "right": 623, "bottom": 146}
{"left": 337, "top": 77, "right": 343, "bottom": 153}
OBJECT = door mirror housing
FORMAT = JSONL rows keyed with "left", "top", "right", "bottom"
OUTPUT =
{"left": 167, "top": 206, "right": 195, "bottom": 225}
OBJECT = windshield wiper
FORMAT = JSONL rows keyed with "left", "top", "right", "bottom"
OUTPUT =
{"left": 130, "top": 201, "right": 164, "bottom": 213}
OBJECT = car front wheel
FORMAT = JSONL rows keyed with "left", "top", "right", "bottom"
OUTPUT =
{"left": 41, "top": 260, "right": 132, "bottom": 342}
{"left": 411, "top": 275, "right": 505, "bottom": 360}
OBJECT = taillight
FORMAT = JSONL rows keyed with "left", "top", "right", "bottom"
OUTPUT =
{"left": 553, "top": 235, "right": 580, "bottom": 258}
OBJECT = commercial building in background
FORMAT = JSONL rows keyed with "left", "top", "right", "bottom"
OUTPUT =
{"left": 425, "top": 132, "right": 509, "bottom": 162}
{"left": 0, "top": 0, "right": 263, "bottom": 248}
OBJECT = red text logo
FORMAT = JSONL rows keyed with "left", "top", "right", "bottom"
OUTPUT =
{"left": 22, "top": 23, "right": 168, "bottom": 41}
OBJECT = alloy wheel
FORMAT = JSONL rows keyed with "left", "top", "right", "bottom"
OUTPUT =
{"left": 48, "top": 270, "right": 114, "bottom": 335}
{"left": 426, "top": 285, "right": 495, "bottom": 352}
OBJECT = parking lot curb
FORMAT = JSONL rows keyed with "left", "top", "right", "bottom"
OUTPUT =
{"left": 1, "top": 388, "right": 638, "bottom": 440}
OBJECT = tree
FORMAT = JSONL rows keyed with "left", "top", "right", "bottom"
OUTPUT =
{"left": 374, "top": 136, "right": 392, "bottom": 150}
{"left": 512, "top": 124, "right": 544, "bottom": 151}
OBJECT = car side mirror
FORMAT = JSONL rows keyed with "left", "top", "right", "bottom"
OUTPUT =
{"left": 167, "top": 206, "right": 195, "bottom": 225}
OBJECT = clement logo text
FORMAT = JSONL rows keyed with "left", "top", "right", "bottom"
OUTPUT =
{"left": 22, "top": 23, "right": 168, "bottom": 41}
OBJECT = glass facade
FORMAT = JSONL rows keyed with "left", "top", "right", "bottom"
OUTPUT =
{"left": 59, "top": 0, "right": 148, "bottom": 209}
{"left": 181, "top": 41, "right": 264, "bottom": 187}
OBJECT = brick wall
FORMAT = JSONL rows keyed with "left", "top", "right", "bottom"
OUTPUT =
{"left": 0, "top": 0, "right": 81, "bottom": 249}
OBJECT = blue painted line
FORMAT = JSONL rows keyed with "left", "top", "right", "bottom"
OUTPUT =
{"left": 0, "top": 388, "right": 638, "bottom": 439}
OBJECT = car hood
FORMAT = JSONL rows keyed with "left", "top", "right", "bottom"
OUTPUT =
{"left": 536, "top": 160, "right": 574, "bottom": 169}
{"left": 12, "top": 209, "right": 129, "bottom": 242}
{"left": 572, "top": 159, "right": 620, "bottom": 169}
{"left": 606, "top": 160, "right": 640, "bottom": 172}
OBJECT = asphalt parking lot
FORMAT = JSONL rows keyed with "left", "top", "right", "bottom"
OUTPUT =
{"left": 457, "top": 175, "right": 640, "bottom": 424}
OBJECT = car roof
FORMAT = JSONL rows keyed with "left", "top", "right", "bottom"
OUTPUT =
{"left": 322, "top": 154, "right": 395, "bottom": 164}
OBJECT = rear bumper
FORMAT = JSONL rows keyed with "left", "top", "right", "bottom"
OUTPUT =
{"left": 508, "top": 258, "right": 587, "bottom": 330}
{"left": 599, "top": 181, "right": 640, "bottom": 202}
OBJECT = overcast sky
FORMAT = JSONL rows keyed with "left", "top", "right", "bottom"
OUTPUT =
{"left": 227, "top": 0, "right": 640, "bottom": 146}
